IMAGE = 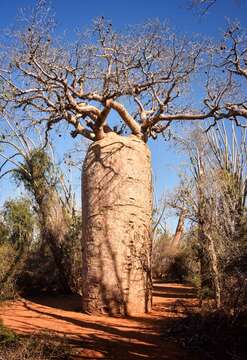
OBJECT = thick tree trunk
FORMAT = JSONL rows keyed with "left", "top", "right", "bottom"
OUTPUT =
{"left": 81, "top": 133, "right": 152, "bottom": 315}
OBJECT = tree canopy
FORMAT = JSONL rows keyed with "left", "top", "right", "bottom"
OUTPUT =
{"left": 1, "top": 1, "right": 246, "bottom": 145}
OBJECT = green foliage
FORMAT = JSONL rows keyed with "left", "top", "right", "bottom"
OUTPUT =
{"left": 8, "top": 148, "right": 82, "bottom": 295}
{"left": 2, "top": 198, "right": 34, "bottom": 248}
{"left": 0, "top": 198, "right": 36, "bottom": 299}
{"left": 152, "top": 225, "right": 199, "bottom": 284}
{"left": 152, "top": 231, "right": 171, "bottom": 278}
{"left": 13, "top": 149, "right": 56, "bottom": 204}
{"left": 198, "top": 285, "right": 214, "bottom": 300}
{"left": 189, "top": 273, "right": 201, "bottom": 289}
{"left": 166, "top": 251, "right": 190, "bottom": 282}
{"left": 0, "top": 242, "right": 18, "bottom": 300}
{"left": 0, "top": 221, "right": 8, "bottom": 245}
{"left": 0, "top": 321, "right": 18, "bottom": 345}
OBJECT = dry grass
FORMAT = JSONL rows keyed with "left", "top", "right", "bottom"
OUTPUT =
{"left": 0, "top": 323, "right": 73, "bottom": 360}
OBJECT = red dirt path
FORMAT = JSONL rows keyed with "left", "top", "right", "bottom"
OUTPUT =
{"left": 0, "top": 282, "right": 200, "bottom": 359}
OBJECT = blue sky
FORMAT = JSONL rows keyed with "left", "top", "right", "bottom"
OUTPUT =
{"left": 0, "top": 0, "right": 246, "bottom": 230}
{"left": 1, "top": 0, "right": 247, "bottom": 33}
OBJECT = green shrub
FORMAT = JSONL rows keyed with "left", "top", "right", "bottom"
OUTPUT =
{"left": 0, "top": 322, "right": 18, "bottom": 346}
{"left": 0, "top": 243, "right": 18, "bottom": 301}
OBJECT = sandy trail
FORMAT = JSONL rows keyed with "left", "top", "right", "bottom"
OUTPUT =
{"left": 0, "top": 282, "right": 199, "bottom": 359}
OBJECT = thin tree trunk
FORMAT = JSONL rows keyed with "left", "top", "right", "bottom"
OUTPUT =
{"left": 171, "top": 210, "right": 186, "bottom": 248}
{"left": 206, "top": 232, "right": 222, "bottom": 308}
{"left": 198, "top": 223, "right": 212, "bottom": 299}
{"left": 81, "top": 133, "right": 153, "bottom": 315}
{"left": 196, "top": 159, "right": 213, "bottom": 302}
{"left": 40, "top": 189, "right": 72, "bottom": 293}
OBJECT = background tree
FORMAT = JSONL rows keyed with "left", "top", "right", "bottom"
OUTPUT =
{"left": 172, "top": 122, "right": 247, "bottom": 310}
{"left": 0, "top": 112, "right": 82, "bottom": 294}
{"left": 0, "top": 197, "right": 35, "bottom": 299}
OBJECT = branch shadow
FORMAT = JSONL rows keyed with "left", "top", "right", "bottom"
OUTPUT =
{"left": 15, "top": 299, "right": 195, "bottom": 360}
{"left": 81, "top": 136, "right": 152, "bottom": 315}
{"left": 153, "top": 285, "right": 197, "bottom": 299}
{"left": 1, "top": 283, "right": 203, "bottom": 359}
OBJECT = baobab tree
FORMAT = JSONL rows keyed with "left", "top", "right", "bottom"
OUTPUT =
{"left": 0, "top": 1, "right": 243, "bottom": 314}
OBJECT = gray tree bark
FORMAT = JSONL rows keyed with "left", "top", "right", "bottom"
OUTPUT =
{"left": 40, "top": 189, "right": 72, "bottom": 294}
{"left": 171, "top": 210, "right": 186, "bottom": 249}
{"left": 81, "top": 133, "right": 153, "bottom": 315}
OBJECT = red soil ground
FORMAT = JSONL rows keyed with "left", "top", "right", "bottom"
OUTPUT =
{"left": 0, "top": 282, "right": 201, "bottom": 359}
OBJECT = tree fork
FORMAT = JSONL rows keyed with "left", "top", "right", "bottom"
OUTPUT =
{"left": 81, "top": 133, "right": 152, "bottom": 315}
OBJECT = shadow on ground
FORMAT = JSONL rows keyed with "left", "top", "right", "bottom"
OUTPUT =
{"left": 0, "top": 283, "right": 204, "bottom": 360}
